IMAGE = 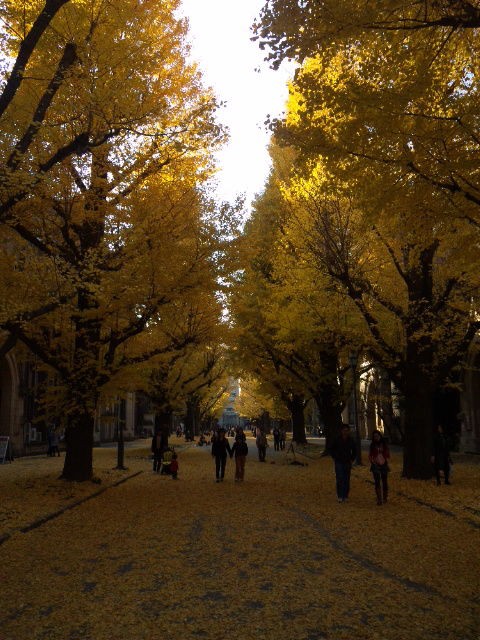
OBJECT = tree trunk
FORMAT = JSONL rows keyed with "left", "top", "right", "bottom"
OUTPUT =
{"left": 185, "top": 397, "right": 199, "bottom": 439}
{"left": 260, "top": 410, "right": 271, "bottom": 434}
{"left": 378, "top": 370, "right": 403, "bottom": 445}
{"left": 400, "top": 244, "right": 438, "bottom": 478}
{"left": 314, "top": 389, "right": 343, "bottom": 454}
{"left": 155, "top": 408, "right": 172, "bottom": 448}
{"left": 313, "top": 347, "right": 343, "bottom": 453}
{"left": 402, "top": 364, "right": 435, "bottom": 479}
{"left": 289, "top": 394, "right": 307, "bottom": 444}
{"left": 61, "top": 410, "right": 94, "bottom": 481}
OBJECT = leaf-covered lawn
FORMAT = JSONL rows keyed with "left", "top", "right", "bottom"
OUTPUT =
{"left": 0, "top": 437, "right": 479, "bottom": 639}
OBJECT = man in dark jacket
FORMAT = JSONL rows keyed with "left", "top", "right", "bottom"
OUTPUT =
{"left": 331, "top": 424, "right": 357, "bottom": 502}
{"left": 211, "top": 429, "right": 232, "bottom": 482}
{"left": 151, "top": 430, "right": 165, "bottom": 473}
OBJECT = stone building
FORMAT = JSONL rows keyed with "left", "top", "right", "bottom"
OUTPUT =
{"left": 0, "top": 350, "right": 138, "bottom": 456}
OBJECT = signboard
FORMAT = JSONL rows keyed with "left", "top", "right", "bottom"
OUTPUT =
{"left": 0, "top": 436, "right": 10, "bottom": 464}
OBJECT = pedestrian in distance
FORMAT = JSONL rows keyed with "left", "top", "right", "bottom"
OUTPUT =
{"left": 255, "top": 427, "right": 267, "bottom": 462}
{"left": 50, "top": 428, "right": 61, "bottom": 457}
{"left": 46, "top": 425, "right": 54, "bottom": 457}
{"left": 170, "top": 452, "right": 179, "bottom": 479}
{"left": 331, "top": 424, "right": 357, "bottom": 503}
{"left": 151, "top": 430, "right": 164, "bottom": 473}
{"left": 273, "top": 426, "right": 280, "bottom": 451}
{"left": 369, "top": 430, "right": 390, "bottom": 505}
{"left": 279, "top": 428, "right": 286, "bottom": 450}
{"left": 212, "top": 428, "right": 232, "bottom": 482}
{"left": 431, "top": 424, "right": 452, "bottom": 486}
{"left": 231, "top": 431, "right": 248, "bottom": 481}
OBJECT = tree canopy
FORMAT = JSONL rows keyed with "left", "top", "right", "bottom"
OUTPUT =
{"left": 0, "top": 0, "right": 227, "bottom": 480}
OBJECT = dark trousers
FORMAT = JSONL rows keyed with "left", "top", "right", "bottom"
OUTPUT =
{"left": 434, "top": 457, "right": 450, "bottom": 484}
{"left": 257, "top": 445, "right": 266, "bottom": 462}
{"left": 334, "top": 461, "right": 352, "bottom": 500}
{"left": 215, "top": 454, "right": 227, "bottom": 479}
{"left": 274, "top": 438, "right": 280, "bottom": 451}
{"left": 153, "top": 452, "right": 162, "bottom": 472}
{"left": 373, "top": 470, "right": 388, "bottom": 502}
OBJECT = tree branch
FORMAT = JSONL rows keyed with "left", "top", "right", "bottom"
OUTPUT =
{"left": 0, "top": 0, "right": 71, "bottom": 119}
{"left": 6, "top": 42, "right": 78, "bottom": 172}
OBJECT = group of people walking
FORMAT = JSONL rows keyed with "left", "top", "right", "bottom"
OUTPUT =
{"left": 331, "top": 423, "right": 453, "bottom": 505}
{"left": 153, "top": 421, "right": 453, "bottom": 502}
{"left": 151, "top": 430, "right": 179, "bottom": 478}
{"left": 46, "top": 425, "right": 61, "bottom": 457}
{"left": 272, "top": 426, "right": 286, "bottom": 451}
{"left": 211, "top": 426, "right": 249, "bottom": 482}
{"left": 211, "top": 424, "right": 282, "bottom": 481}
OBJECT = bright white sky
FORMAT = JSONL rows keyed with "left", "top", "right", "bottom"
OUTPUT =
{"left": 179, "top": 0, "right": 294, "bottom": 207}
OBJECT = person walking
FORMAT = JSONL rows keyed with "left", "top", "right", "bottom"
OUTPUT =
{"left": 331, "top": 424, "right": 357, "bottom": 503}
{"left": 431, "top": 425, "right": 452, "bottom": 485}
{"left": 255, "top": 427, "right": 267, "bottom": 462}
{"left": 231, "top": 432, "right": 248, "bottom": 481}
{"left": 273, "top": 426, "right": 280, "bottom": 451}
{"left": 279, "top": 428, "right": 286, "bottom": 450}
{"left": 151, "top": 430, "right": 164, "bottom": 473}
{"left": 368, "top": 430, "right": 390, "bottom": 505}
{"left": 211, "top": 428, "right": 232, "bottom": 482}
{"left": 50, "top": 428, "right": 61, "bottom": 457}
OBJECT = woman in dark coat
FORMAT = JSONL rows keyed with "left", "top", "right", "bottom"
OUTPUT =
{"left": 211, "top": 429, "right": 232, "bottom": 482}
{"left": 151, "top": 430, "right": 165, "bottom": 473}
{"left": 368, "top": 430, "right": 390, "bottom": 505}
{"left": 231, "top": 430, "right": 248, "bottom": 481}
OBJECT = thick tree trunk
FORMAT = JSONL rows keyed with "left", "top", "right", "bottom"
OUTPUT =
{"left": 312, "top": 348, "right": 343, "bottom": 453}
{"left": 259, "top": 410, "right": 271, "bottom": 434}
{"left": 402, "top": 364, "right": 435, "bottom": 479}
{"left": 58, "top": 149, "right": 109, "bottom": 481}
{"left": 400, "top": 245, "right": 438, "bottom": 478}
{"left": 185, "top": 397, "right": 199, "bottom": 439}
{"left": 289, "top": 394, "right": 307, "bottom": 444}
{"left": 314, "top": 389, "right": 343, "bottom": 454}
{"left": 155, "top": 408, "right": 172, "bottom": 448}
{"left": 61, "top": 410, "right": 94, "bottom": 481}
{"left": 378, "top": 370, "right": 403, "bottom": 445}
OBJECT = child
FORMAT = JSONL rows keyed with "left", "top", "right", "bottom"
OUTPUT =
{"left": 170, "top": 452, "right": 179, "bottom": 479}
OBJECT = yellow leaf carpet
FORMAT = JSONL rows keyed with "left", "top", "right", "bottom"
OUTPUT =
{"left": 0, "top": 437, "right": 479, "bottom": 640}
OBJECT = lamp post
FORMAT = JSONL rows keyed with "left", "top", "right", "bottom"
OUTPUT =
{"left": 349, "top": 352, "right": 362, "bottom": 465}
{"left": 116, "top": 397, "right": 127, "bottom": 470}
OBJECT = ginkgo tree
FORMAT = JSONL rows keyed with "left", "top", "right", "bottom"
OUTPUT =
{"left": 140, "top": 300, "right": 232, "bottom": 440}
{"left": 255, "top": 0, "right": 480, "bottom": 69}
{"left": 229, "top": 173, "right": 336, "bottom": 445}
{"left": 233, "top": 374, "right": 289, "bottom": 426}
{"left": 255, "top": 0, "right": 480, "bottom": 226}
{"left": 252, "top": 1, "right": 480, "bottom": 477}
{"left": 0, "top": 0, "right": 225, "bottom": 481}
{"left": 277, "top": 152, "right": 480, "bottom": 478}
{"left": 228, "top": 147, "right": 373, "bottom": 450}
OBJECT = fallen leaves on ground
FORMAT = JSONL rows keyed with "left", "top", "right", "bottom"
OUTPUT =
{"left": 0, "top": 437, "right": 478, "bottom": 640}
